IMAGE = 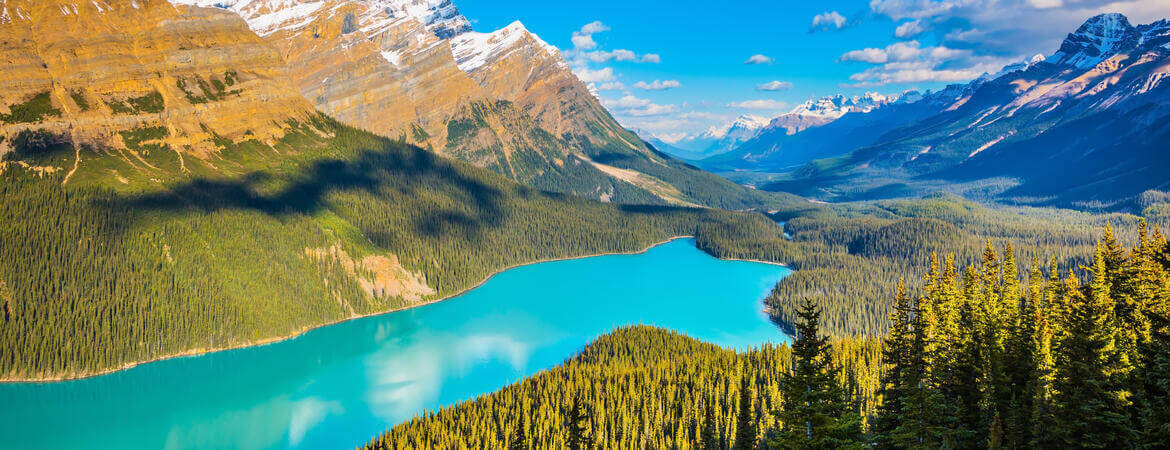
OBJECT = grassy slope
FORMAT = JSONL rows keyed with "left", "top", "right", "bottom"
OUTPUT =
{"left": 0, "top": 115, "right": 792, "bottom": 380}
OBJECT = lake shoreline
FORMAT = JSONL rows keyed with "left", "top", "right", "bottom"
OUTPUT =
{"left": 3, "top": 235, "right": 786, "bottom": 384}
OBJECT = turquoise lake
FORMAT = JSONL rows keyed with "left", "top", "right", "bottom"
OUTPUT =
{"left": 0, "top": 239, "right": 790, "bottom": 449}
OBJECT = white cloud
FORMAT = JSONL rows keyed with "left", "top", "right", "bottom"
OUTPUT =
{"left": 574, "top": 67, "right": 615, "bottom": 83}
{"left": 595, "top": 81, "right": 626, "bottom": 91}
{"left": 756, "top": 80, "right": 794, "bottom": 91}
{"left": 633, "top": 80, "right": 681, "bottom": 91}
{"left": 603, "top": 95, "right": 678, "bottom": 117}
{"left": 839, "top": 41, "right": 967, "bottom": 64}
{"left": 811, "top": 11, "right": 848, "bottom": 30}
{"left": 641, "top": 53, "right": 662, "bottom": 63}
{"left": 869, "top": 0, "right": 1170, "bottom": 59}
{"left": 838, "top": 39, "right": 996, "bottom": 87}
{"left": 579, "top": 20, "right": 610, "bottom": 35}
{"left": 895, "top": 19, "right": 928, "bottom": 38}
{"left": 840, "top": 48, "right": 890, "bottom": 64}
{"left": 571, "top": 34, "right": 597, "bottom": 50}
{"left": 727, "top": 99, "right": 789, "bottom": 110}
{"left": 582, "top": 49, "right": 639, "bottom": 63}
{"left": 744, "top": 54, "right": 773, "bottom": 65}
{"left": 571, "top": 21, "right": 610, "bottom": 50}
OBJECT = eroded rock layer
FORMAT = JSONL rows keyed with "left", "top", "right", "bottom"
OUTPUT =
{"left": 0, "top": 0, "right": 316, "bottom": 161}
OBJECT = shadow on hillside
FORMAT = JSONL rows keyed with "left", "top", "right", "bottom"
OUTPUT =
{"left": 125, "top": 142, "right": 508, "bottom": 239}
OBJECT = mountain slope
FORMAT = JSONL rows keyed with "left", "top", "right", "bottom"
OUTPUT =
{"left": 702, "top": 92, "right": 907, "bottom": 172}
{"left": 0, "top": 1, "right": 794, "bottom": 380}
{"left": 763, "top": 14, "right": 1170, "bottom": 209}
{"left": 166, "top": 0, "right": 774, "bottom": 208}
{"left": 0, "top": 0, "right": 316, "bottom": 163}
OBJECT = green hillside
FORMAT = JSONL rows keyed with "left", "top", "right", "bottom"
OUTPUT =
{"left": 0, "top": 115, "right": 791, "bottom": 380}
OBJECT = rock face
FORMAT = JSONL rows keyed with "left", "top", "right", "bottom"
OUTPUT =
{"left": 0, "top": 0, "right": 315, "bottom": 161}
{"left": 170, "top": 0, "right": 688, "bottom": 204}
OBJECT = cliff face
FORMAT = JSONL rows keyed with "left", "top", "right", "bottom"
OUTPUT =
{"left": 167, "top": 0, "right": 695, "bottom": 204}
{"left": 0, "top": 0, "right": 315, "bottom": 163}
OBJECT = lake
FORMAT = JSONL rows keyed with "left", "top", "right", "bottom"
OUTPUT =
{"left": 0, "top": 238, "right": 790, "bottom": 449}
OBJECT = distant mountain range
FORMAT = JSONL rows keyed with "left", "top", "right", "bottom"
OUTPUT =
{"left": 645, "top": 93, "right": 895, "bottom": 161}
{"left": 714, "top": 13, "right": 1170, "bottom": 210}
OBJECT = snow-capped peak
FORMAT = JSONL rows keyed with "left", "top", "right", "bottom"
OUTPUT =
{"left": 1050, "top": 13, "right": 1137, "bottom": 69}
{"left": 169, "top": 0, "right": 471, "bottom": 38}
{"left": 449, "top": 20, "right": 563, "bottom": 72}
{"left": 789, "top": 92, "right": 891, "bottom": 118}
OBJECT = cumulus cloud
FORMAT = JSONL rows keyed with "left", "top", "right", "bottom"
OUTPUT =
{"left": 869, "top": 0, "right": 1170, "bottom": 59}
{"left": 811, "top": 11, "right": 848, "bottom": 31}
{"left": 727, "top": 99, "right": 789, "bottom": 110}
{"left": 571, "top": 21, "right": 610, "bottom": 50}
{"left": 595, "top": 81, "right": 626, "bottom": 91}
{"left": 744, "top": 54, "right": 773, "bottom": 65}
{"left": 603, "top": 95, "right": 678, "bottom": 116}
{"left": 641, "top": 53, "right": 662, "bottom": 63}
{"left": 836, "top": 39, "right": 1006, "bottom": 87}
{"left": 633, "top": 80, "right": 681, "bottom": 91}
{"left": 573, "top": 67, "right": 616, "bottom": 83}
{"left": 756, "top": 80, "right": 794, "bottom": 91}
{"left": 895, "top": 19, "right": 928, "bottom": 38}
{"left": 579, "top": 20, "right": 610, "bottom": 35}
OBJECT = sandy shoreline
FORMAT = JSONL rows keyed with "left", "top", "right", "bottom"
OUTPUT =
{"left": 3, "top": 235, "right": 787, "bottom": 384}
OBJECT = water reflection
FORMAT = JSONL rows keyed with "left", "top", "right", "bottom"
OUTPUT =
{"left": 1, "top": 239, "right": 790, "bottom": 449}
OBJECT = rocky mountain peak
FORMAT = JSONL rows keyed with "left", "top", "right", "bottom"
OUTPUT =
{"left": 1050, "top": 13, "right": 1138, "bottom": 68}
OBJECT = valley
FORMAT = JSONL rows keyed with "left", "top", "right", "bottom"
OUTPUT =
{"left": 0, "top": 0, "right": 1167, "bottom": 449}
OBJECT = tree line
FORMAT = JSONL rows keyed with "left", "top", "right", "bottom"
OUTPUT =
{"left": 364, "top": 223, "right": 1170, "bottom": 448}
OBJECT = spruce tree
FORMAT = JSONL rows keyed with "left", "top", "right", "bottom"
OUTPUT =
{"left": 733, "top": 368, "right": 757, "bottom": 450}
{"left": 508, "top": 414, "right": 527, "bottom": 450}
{"left": 701, "top": 399, "right": 720, "bottom": 450}
{"left": 565, "top": 394, "right": 593, "bottom": 450}
{"left": 871, "top": 281, "right": 911, "bottom": 448}
{"left": 1050, "top": 247, "right": 1133, "bottom": 448}
{"left": 773, "top": 298, "right": 863, "bottom": 449}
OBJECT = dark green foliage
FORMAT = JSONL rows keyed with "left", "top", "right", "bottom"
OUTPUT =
{"left": 70, "top": 90, "right": 91, "bottom": 111}
{"left": 105, "top": 91, "right": 165, "bottom": 115}
{"left": 733, "top": 368, "right": 757, "bottom": 450}
{"left": 0, "top": 91, "right": 61, "bottom": 124}
{"left": 565, "top": 395, "right": 593, "bottom": 450}
{"left": 772, "top": 298, "right": 863, "bottom": 449}
{"left": 363, "top": 326, "right": 882, "bottom": 449}
{"left": 0, "top": 114, "right": 791, "bottom": 379}
{"left": 363, "top": 225, "right": 1169, "bottom": 450}
{"left": 764, "top": 193, "right": 1147, "bottom": 337}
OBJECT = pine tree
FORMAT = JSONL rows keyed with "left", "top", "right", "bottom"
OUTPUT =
{"left": 733, "top": 368, "right": 757, "bottom": 450}
{"left": 871, "top": 281, "right": 911, "bottom": 448}
{"left": 565, "top": 394, "right": 593, "bottom": 450}
{"left": 508, "top": 413, "right": 527, "bottom": 450}
{"left": 1049, "top": 247, "right": 1133, "bottom": 448}
{"left": 701, "top": 399, "right": 720, "bottom": 450}
{"left": 773, "top": 298, "right": 863, "bottom": 449}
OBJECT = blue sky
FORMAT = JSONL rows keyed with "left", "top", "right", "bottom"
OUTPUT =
{"left": 457, "top": 0, "right": 1170, "bottom": 141}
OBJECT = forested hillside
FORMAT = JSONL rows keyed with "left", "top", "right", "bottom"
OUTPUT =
{"left": 364, "top": 325, "right": 882, "bottom": 449}
{"left": 754, "top": 194, "right": 1159, "bottom": 336}
{"left": 0, "top": 115, "right": 792, "bottom": 380}
{"left": 365, "top": 224, "right": 1170, "bottom": 448}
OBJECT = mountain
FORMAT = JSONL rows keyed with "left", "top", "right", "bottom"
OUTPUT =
{"left": 760, "top": 13, "right": 1170, "bottom": 209}
{"left": 701, "top": 92, "right": 906, "bottom": 171}
{"left": 164, "top": 0, "right": 771, "bottom": 208}
{"left": 0, "top": 0, "right": 316, "bottom": 163}
{"left": 0, "top": 0, "right": 793, "bottom": 380}
{"left": 668, "top": 114, "right": 769, "bottom": 159}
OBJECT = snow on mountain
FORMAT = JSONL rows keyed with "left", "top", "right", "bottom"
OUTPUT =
{"left": 170, "top": 0, "right": 471, "bottom": 37}
{"left": 789, "top": 92, "right": 892, "bottom": 118}
{"left": 450, "top": 20, "right": 564, "bottom": 72}
{"left": 1050, "top": 13, "right": 1137, "bottom": 69}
